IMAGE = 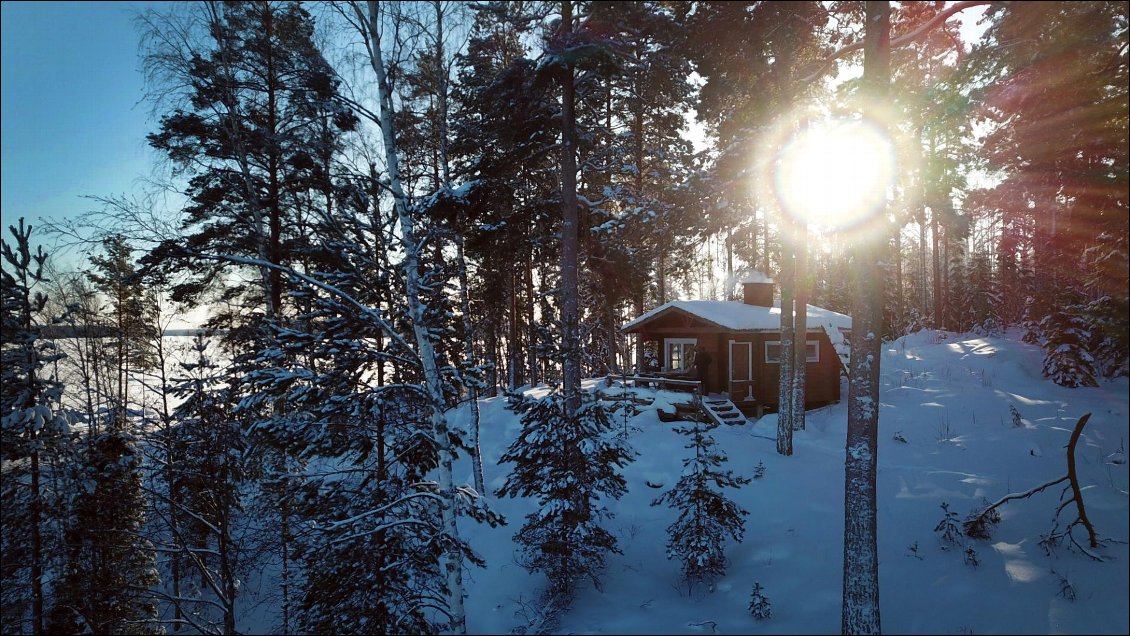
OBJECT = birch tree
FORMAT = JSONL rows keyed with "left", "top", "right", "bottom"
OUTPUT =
{"left": 347, "top": 1, "right": 473, "bottom": 629}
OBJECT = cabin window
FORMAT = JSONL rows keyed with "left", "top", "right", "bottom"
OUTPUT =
{"left": 765, "top": 340, "right": 819, "bottom": 364}
{"left": 664, "top": 338, "right": 697, "bottom": 371}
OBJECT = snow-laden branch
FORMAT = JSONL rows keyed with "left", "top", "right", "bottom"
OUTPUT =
{"left": 965, "top": 475, "right": 1068, "bottom": 524}
{"left": 796, "top": 1, "right": 994, "bottom": 85}
{"left": 142, "top": 588, "right": 225, "bottom": 635}
{"left": 328, "top": 516, "right": 437, "bottom": 545}
{"left": 183, "top": 249, "right": 418, "bottom": 358}
{"left": 143, "top": 483, "right": 225, "bottom": 540}
{"left": 321, "top": 488, "right": 446, "bottom": 531}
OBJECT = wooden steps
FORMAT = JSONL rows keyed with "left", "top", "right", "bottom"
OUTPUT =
{"left": 702, "top": 396, "right": 746, "bottom": 427}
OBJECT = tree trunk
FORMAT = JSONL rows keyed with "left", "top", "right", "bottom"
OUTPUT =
{"left": 919, "top": 202, "right": 928, "bottom": 319}
{"left": 776, "top": 27, "right": 798, "bottom": 451}
{"left": 525, "top": 257, "right": 538, "bottom": 387}
{"left": 153, "top": 318, "right": 184, "bottom": 631}
{"left": 893, "top": 224, "right": 903, "bottom": 335}
{"left": 777, "top": 212, "right": 795, "bottom": 455}
{"left": 430, "top": 0, "right": 485, "bottom": 494}
{"left": 793, "top": 221, "right": 808, "bottom": 431}
{"left": 761, "top": 215, "right": 771, "bottom": 274}
{"left": 605, "top": 294, "right": 619, "bottom": 374}
{"left": 930, "top": 134, "right": 943, "bottom": 330}
{"left": 31, "top": 448, "right": 43, "bottom": 636}
{"left": 942, "top": 228, "right": 951, "bottom": 329}
{"left": 458, "top": 238, "right": 486, "bottom": 494}
{"left": 559, "top": 0, "right": 581, "bottom": 417}
{"left": 726, "top": 228, "right": 735, "bottom": 301}
{"left": 219, "top": 511, "right": 237, "bottom": 636}
{"left": 842, "top": 3, "right": 888, "bottom": 634}
{"left": 508, "top": 268, "right": 519, "bottom": 390}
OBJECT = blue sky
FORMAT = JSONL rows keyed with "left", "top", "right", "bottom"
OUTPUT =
{"left": 1, "top": 1, "right": 161, "bottom": 235}
{"left": 1, "top": 1, "right": 992, "bottom": 246}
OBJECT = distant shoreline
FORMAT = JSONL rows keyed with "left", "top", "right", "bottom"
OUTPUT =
{"left": 39, "top": 326, "right": 225, "bottom": 339}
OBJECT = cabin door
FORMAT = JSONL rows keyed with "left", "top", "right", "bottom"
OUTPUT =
{"left": 728, "top": 340, "right": 754, "bottom": 401}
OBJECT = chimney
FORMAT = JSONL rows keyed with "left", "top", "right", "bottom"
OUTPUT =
{"left": 741, "top": 272, "right": 774, "bottom": 307}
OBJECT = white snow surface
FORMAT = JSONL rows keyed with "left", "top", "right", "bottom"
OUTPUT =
{"left": 447, "top": 329, "right": 1127, "bottom": 635}
{"left": 622, "top": 299, "right": 853, "bottom": 333}
{"left": 225, "top": 329, "right": 1127, "bottom": 634}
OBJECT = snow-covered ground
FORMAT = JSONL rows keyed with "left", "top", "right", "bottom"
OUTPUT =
{"left": 453, "top": 329, "right": 1129, "bottom": 635}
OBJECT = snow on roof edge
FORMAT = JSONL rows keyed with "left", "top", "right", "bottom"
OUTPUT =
{"left": 622, "top": 299, "right": 852, "bottom": 333}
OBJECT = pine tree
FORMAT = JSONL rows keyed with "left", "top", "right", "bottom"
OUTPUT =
{"left": 142, "top": 0, "right": 351, "bottom": 323}
{"left": 49, "top": 425, "right": 160, "bottom": 635}
{"left": 965, "top": 1, "right": 1128, "bottom": 383}
{"left": 290, "top": 390, "right": 452, "bottom": 634}
{"left": 1, "top": 219, "right": 71, "bottom": 635}
{"left": 236, "top": 264, "right": 501, "bottom": 634}
{"left": 1039, "top": 309, "right": 1100, "bottom": 388}
{"left": 86, "top": 235, "right": 158, "bottom": 424}
{"left": 652, "top": 416, "right": 749, "bottom": 585}
{"left": 843, "top": 4, "right": 889, "bottom": 633}
{"left": 450, "top": 1, "right": 559, "bottom": 392}
{"left": 497, "top": 389, "right": 635, "bottom": 595}
{"left": 575, "top": 1, "right": 698, "bottom": 360}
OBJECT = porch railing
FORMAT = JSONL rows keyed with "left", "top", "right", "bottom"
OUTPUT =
{"left": 602, "top": 373, "right": 707, "bottom": 422}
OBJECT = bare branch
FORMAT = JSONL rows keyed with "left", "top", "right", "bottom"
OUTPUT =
{"left": 796, "top": 1, "right": 994, "bottom": 85}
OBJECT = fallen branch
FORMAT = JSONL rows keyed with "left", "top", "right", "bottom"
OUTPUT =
{"left": 963, "top": 413, "right": 1103, "bottom": 560}
{"left": 963, "top": 475, "right": 1068, "bottom": 538}
{"left": 1064, "top": 413, "right": 1098, "bottom": 549}
{"left": 688, "top": 620, "right": 718, "bottom": 633}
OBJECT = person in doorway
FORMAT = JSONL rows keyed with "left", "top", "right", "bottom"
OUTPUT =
{"left": 691, "top": 345, "right": 712, "bottom": 391}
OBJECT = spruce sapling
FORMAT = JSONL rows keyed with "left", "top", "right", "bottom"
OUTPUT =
{"left": 749, "top": 581, "right": 771, "bottom": 620}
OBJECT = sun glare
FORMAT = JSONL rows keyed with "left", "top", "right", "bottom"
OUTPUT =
{"left": 774, "top": 119, "right": 896, "bottom": 231}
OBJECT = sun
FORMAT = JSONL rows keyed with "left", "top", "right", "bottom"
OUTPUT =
{"left": 774, "top": 118, "right": 896, "bottom": 231}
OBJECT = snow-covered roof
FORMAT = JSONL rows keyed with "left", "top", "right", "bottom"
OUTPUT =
{"left": 621, "top": 300, "right": 852, "bottom": 333}
{"left": 739, "top": 271, "right": 774, "bottom": 284}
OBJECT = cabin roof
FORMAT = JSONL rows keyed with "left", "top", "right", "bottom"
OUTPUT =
{"left": 621, "top": 299, "right": 852, "bottom": 334}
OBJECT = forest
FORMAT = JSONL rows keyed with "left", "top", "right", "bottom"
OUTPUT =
{"left": 1, "top": 1, "right": 1126, "bottom": 635}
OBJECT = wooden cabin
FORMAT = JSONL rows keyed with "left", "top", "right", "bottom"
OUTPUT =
{"left": 621, "top": 276, "right": 852, "bottom": 414}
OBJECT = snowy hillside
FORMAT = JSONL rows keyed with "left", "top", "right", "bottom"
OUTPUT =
{"left": 452, "top": 329, "right": 1129, "bottom": 635}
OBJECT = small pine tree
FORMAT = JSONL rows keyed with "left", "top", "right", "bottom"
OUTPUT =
{"left": 652, "top": 417, "right": 749, "bottom": 584}
{"left": 1038, "top": 309, "right": 1099, "bottom": 387}
{"left": 934, "top": 502, "right": 962, "bottom": 546}
{"left": 497, "top": 389, "right": 635, "bottom": 595}
{"left": 749, "top": 581, "right": 771, "bottom": 620}
{"left": 963, "top": 546, "right": 980, "bottom": 568}
{"left": 1053, "top": 569, "right": 1077, "bottom": 601}
{"left": 753, "top": 460, "right": 766, "bottom": 479}
{"left": 1082, "top": 295, "right": 1129, "bottom": 379}
{"left": 86, "top": 234, "right": 159, "bottom": 421}
{"left": 1010, "top": 404, "right": 1024, "bottom": 427}
{"left": 293, "top": 396, "right": 451, "bottom": 634}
